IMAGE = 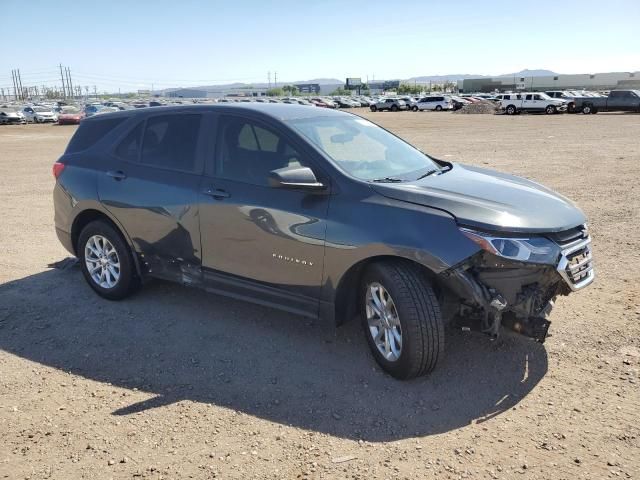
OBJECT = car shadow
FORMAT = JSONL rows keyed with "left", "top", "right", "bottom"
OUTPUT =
{"left": 0, "top": 262, "right": 548, "bottom": 442}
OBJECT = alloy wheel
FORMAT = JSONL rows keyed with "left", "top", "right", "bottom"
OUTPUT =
{"left": 365, "top": 282, "right": 402, "bottom": 362}
{"left": 84, "top": 234, "right": 121, "bottom": 289}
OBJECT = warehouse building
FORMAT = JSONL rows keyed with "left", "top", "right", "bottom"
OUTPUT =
{"left": 166, "top": 86, "right": 268, "bottom": 98}
{"left": 295, "top": 83, "right": 320, "bottom": 94}
{"left": 457, "top": 71, "right": 640, "bottom": 93}
{"left": 165, "top": 88, "right": 209, "bottom": 98}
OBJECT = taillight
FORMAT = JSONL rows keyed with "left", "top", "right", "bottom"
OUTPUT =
{"left": 52, "top": 162, "right": 65, "bottom": 179}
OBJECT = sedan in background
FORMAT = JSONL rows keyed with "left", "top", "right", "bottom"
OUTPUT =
{"left": 58, "top": 106, "right": 85, "bottom": 125}
{"left": 23, "top": 105, "right": 58, "bottom": 123}
{"left": 84, "top": 105, "right": 119, "bottom": 117}
{"left": 0, "top": 108, "right": 26, "bottom": 124}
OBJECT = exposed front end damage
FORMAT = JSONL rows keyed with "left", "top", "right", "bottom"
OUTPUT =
{"left": 438, "top": 226, "right": 594, "bottom": 343}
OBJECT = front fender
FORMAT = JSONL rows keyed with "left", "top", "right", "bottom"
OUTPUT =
{"left": 321, "top": 193, "right": 480, "bottom": 306}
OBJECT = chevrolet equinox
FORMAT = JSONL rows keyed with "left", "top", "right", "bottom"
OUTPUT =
{"left": 53, "top": 104, "right": 594, "bottom": 379}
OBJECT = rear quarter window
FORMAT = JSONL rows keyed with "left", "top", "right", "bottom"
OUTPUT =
{"left": 65, "top": 117, "right": 126, "bottom": 154}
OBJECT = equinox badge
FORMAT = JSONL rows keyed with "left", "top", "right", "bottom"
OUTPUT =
{"left": 272, "top": 253, "right": 314, "bottom": 267}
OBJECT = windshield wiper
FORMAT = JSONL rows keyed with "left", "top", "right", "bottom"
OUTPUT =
{"left": 371, "top": 177, "right": 404, "bottom": 183}
{"left": 415, "top": 169, "right": 440, "bottom": 180}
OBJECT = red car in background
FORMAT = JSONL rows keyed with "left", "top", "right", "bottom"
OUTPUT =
{"left": 57, "top": 106, "right": 85, "bottom": 125}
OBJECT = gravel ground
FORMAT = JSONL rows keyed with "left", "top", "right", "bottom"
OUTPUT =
{"left": 0, "top": 111, "right": 639, "bottom": 480}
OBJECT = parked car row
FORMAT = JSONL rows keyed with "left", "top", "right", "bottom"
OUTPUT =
{"left": 0, "top": 101, "right": 145, "bottom": 126}
{"left": 3, "top": 89, "right": 637, "bottom": 126}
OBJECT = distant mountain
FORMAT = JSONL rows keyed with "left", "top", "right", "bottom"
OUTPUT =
{"left": 160, "top": 71, "right": 561, "bottom": 94}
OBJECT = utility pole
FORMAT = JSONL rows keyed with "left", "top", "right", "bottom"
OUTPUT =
{"left": 59, "top": 64, "right": 67, "bottom": 98}
{"left": 94, "top": 85, "right": 97, "bottom": 99}
{"left": 17, "top": 69, "right": 24, "bottom": 100}
{"left": 11, "top": 70, "right": 17, "bottom": 101}
{"left": 66, "top": 67, "right": 74, "bottom": 99}
{"left": 274, "top": 71, "right": 277, "bottom": 87}
{"left": 268, "top": 71, "right": 271, "bottom": 89}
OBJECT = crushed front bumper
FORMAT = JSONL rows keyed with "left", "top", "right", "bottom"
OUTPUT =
{"left": 439, "top": 230, "right": 594, "bottom": 343}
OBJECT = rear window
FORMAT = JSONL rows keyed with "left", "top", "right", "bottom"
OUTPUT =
{"left": 140, "top": 114, "right": 201, "bottom": 172}
{"left": 66, "top": 117, "right": 125, "bottom": 153}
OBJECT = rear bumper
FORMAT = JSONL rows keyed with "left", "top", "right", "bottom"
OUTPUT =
{"left": 55, "top": 226, "right": 75, "bottom": 255}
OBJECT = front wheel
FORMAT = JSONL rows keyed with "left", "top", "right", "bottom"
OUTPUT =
{"left": 545, "top": 105, "right": 556, "bottom": 115}
{"left": 361, "top": 262, "right": 444, "bottom": 379}
{"left": 391, "top": 104, "right": 398, "bottom": 112}
{"left": 370, "top": 105, "right": 377, "bottom": 112}
{"left": 435, "top": 105, "right": 443, "bottom": 111}
{"left": 78, "top": 220, "right": 140, "bottom": 300}
{"left": 582, "top": 104, "right": 592, "bottom": 114}
{"left": 506, "top": 105, "right": 517, "bottom": 115}
{"left": 411, "top": 105, "right": 418, "bottom": 112}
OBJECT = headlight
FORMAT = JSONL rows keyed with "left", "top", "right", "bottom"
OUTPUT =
{"left": 460, "top": 228, "right": 560, "bottom": 265}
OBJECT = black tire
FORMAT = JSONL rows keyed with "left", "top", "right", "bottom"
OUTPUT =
{"left": 435, "top": 105, "right": 443, "bottom": 111}
{"left": 370, "top": 105, "right": 377, "bottom": 112}
{"left": 78, "top": 219, "right": 140, "bottom": 300}
{"left": 582, "top": 104, "right": 592, "bottom": 114}
{"left": 411, "top": 105, "right": 418, "bottom": 112}
{"left": 360, "top": 261, "right": 444, "bottom": 380}
{"left": 568, "top": 102, "right": 575, "bottom": 113}
{"left": 545, "top": 105, "right": 556, "bottom": 115}
{"left": 391, "top": 104, "right": 398, "bottom": 112}
{"left": 506, "top": 104, "right": 517, "bottom": 115}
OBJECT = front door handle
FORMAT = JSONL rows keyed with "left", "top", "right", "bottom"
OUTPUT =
{"left": 106, "top": 170, "right": 127, "bottom": 181}
{"left": 203, "top": 187, "right": 230, "bottom": 199}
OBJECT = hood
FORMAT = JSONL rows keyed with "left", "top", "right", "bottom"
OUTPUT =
{"left": 371, "top": 163, "right": 586, "bottom": 233}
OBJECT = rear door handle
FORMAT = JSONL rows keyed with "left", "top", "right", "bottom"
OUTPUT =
{"left": 203, "top": 187, "right": 230, "bottom": 199}
{"left": 106, "top": 170, "right": 127, "bottom": 180}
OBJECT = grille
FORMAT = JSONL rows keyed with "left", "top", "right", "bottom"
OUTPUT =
{"left": 565, "top": 244, "right": 593, "bottom": 285}
{"left": 555, "top": 229, "right": 594, "bottom": 291}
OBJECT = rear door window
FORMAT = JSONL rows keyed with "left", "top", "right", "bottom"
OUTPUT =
{"left": 140, "top": 114, "right": 201, "bottom": 172}
{"left": 66, "top": 117, "right": 126, "bottom": 153}
{"left": 115, "top": 122, "right": 144, "bottom": 162}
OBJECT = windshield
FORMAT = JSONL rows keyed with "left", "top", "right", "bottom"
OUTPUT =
{"left": 61, "top": 106, "right": 80, "bottom": 113}
{"left": 286, "top": 115, "right": 440, "bottom": 181}
{"left": 33, "top": 106, "right": 51, "bottom": 112}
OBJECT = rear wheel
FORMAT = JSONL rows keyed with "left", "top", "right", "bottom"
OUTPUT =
{"left": 360, "top": 261, "right": 444, "bottom": 379}
{"left": 78, "top": 220, "right": 140, "bottom": 300}
{"left": 391, "top": 104, "right": 398, "bottom": 112}
{"left": 370, "top": 105, "right": 377, "bottom": 112}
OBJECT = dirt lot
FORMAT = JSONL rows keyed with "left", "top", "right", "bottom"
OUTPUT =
{"left": 1, "top": 112, "right": 639, "bottom": 480}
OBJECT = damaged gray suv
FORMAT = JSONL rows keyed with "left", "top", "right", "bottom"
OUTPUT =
{"left": 53, "top": 104, "right": 594, "bottom": 379}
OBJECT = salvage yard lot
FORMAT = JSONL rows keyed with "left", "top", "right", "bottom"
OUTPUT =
{"left": 1, "top": 112, "right": 639, "bottom": 479}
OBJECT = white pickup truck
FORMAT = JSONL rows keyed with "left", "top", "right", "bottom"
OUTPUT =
{"left": 496, "top": 92, "right": 567, "bottom": 115}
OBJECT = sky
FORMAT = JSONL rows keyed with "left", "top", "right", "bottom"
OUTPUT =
{"left": 1, "top": 0, "right": 639, "bottom": 93}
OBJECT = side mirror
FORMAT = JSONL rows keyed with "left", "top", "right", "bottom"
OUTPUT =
{"left": 269, "top": 166, "right": 326, "bottom": 191}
